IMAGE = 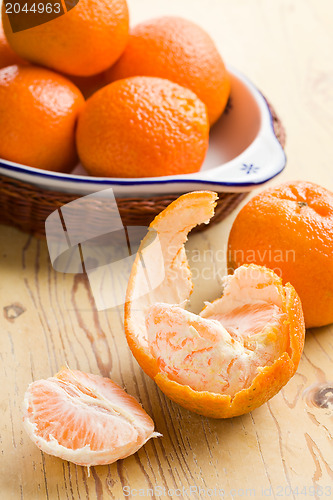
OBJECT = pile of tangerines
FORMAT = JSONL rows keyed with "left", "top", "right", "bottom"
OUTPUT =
{"left": 0, "top": 0, "right": 231, "bottom": 177}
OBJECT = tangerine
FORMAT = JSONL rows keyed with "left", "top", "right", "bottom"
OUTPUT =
{"left": 2, "top": 0, "right": 129, "bottom": 76}
{"left": 106, "top": 16, "right": 230, "bottom": 125}
{"left": 23, "top": 368, "right": 160, "bottom": 466}
{"left": 124, "top": 191, "right": 305, "bottom": 418}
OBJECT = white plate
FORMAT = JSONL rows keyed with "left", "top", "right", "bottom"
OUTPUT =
{"left": 0, "top": 66, "right": 286, "bottom": 196}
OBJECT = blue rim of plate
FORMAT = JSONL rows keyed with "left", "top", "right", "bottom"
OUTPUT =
{"left": 0, "top": 66, "right": 286, "bottom": 190}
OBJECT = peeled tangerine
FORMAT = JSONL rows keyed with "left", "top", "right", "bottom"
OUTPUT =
{"left": 125, "top": 191, "right": 305, "bottom": 418}
{"left": 23, "top": 368, "right": 160, "bottom": 466}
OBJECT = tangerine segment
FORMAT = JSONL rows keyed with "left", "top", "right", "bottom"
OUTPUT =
{"left": 124, "top": 191, "right": 305, "bottom": 418}
{"left": 147, "top": 266, "right": 289, "bottom": 397}
{"left": 23, "top": 368, "right": 160, "bottom": 466}
{"left": 0, "top": 64, "right": 84, "bottom": 172}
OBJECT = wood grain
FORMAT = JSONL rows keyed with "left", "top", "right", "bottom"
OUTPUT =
{"left": 1, "top": 0, "right": 333, "bottom": 498}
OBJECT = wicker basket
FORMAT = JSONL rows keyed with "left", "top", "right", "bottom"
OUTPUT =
{"left": 0, "top": 102, "right": 285, "bottom": 237}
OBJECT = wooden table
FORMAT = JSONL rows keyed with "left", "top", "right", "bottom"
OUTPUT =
{"left": 1, "top": 0, "right": 333, "bottom": 498}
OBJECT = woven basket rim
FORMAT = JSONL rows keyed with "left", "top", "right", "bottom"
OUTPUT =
{"left": 0, "top": 100, "right": 285, "bottom": 236}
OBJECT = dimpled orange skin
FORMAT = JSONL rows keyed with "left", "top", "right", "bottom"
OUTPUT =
{"left": 106, "top": 16, "right": 230, "bottom": 125}
{"left": 228, "top": 181, "right": 333, "bottom": 329}
{"left": 76, "top": 76, "right": 209, "bottom": 178}
{"left": 0, "top": 65, "right": 84, "bottom": 172}
{"left": 124, "top": 191, "right": 305, "bottom": 418}
{"left": 0, "top": 22, "right": 26, "bottom": 69}
{"left": 2, "top": 0, "right": 129, "bottom": 76}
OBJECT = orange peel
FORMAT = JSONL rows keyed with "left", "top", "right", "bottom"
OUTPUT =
{"left": 124, "top": 191, "right": 305, "bottom": 418}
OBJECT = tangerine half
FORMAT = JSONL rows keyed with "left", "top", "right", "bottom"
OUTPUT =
{"left": 23, "top": 368, "right": 160, "bottom": 466}
{"left": 124, "top": 191, "right": 305, "bottom": 418}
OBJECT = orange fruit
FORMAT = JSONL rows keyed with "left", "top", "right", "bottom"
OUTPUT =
{"left": 23, "top": 368, "right": 160, "bottom": 466}
{"left": 106, "top": 16, "right": 230, "bottom": 125}
{"left": 0, "top": 21, "right": 26, "bottom": 69}
{"left": 0, "top": 64, "right": 84, "bottom": 172}
{"left": 2, "top": 0, "right": 129, "bottom": 76}
{"left": 76, "top": 76, "right": 209, "bottom": 178}
{"left": 227, "top": 181, "right": 333, "bottom": 328}
{"left": 124, "top": 191, "right": 305, "bottom": 418}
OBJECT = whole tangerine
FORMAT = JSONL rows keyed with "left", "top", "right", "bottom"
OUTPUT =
{"left": 106, "top": 16, "right": 230, "bottom": 125}
{"left": 227, "top": 181, "right": 333, "bottom": 328}
{"left": 2, "top": 0, "right": 129, "bottom": 76}
{"left": 0, "top": 65, "right": 84, "bottom": 172}
{"left": 76, "top": 76, "right": 209, "bottom": 178}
